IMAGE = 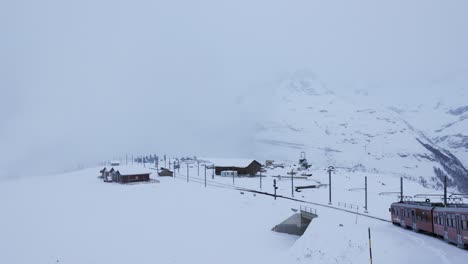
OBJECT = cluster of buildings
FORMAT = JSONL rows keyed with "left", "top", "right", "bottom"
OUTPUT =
{"left": 99, "top": 158, "right": 264, "bottom": 184}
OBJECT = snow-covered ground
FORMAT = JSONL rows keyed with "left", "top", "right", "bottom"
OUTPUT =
{"left": 1, "top": 162, "right": 467, "bottom": 264}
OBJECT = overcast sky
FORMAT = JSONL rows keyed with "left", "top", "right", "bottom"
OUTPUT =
{"left": 1, "top": 0, "right": 467, "bottom": 177}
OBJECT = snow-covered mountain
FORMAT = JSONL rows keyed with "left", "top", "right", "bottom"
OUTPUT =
{"left": 246, "top": 71, "right": 468, "bottom": 192}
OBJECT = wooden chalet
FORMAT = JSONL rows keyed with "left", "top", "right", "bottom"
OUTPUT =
{"left": 213, "top": 159, "right": 262, "bottom": 176}
{"left": 100, "top": 167, "right": 151, "bottom": 183}
{"left": 158, "top": 168, "right": 174, "bottom": 177}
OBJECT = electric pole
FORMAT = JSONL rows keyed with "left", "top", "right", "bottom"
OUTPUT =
{"left": 327, "top": 166, "right": 335, "bottom": 205}
{"left": 259, "top": 170, "right": 262, "bottom": 190}
{"left": 400, "top": 177, "right": 403, "bottom": 202}
{"left": 273, "top": 179, "right": 278, "bottom": 200}
{"left": 365, "top": 176, "right": 368, "bottom": 213}
{"left": 444, "top": 176, "right": 447, "bottom": 206}
{"left": 290, "top": 169, "right": 295, "bottom": 197}
{"left": 187, "top": 163, "right": 189, "bottom": 183}
{"left": 368, "top": 228, "right": 373, "bottom": 264}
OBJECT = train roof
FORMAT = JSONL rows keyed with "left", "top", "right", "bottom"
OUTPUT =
{"left": 392, "top": 201, "right": 468, "bottom": 212}
{"left": 391, "top": 201, "right": 444, "bottom": 210}
{"left": 434, "top": 204, "right": 468, "bottom": 213}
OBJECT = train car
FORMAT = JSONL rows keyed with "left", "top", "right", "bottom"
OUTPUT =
{"left": 433, "top": 206, "right": 468, "bottom": 248}
{"left": 390, "top": 202, "right": 436, "bottom": 233}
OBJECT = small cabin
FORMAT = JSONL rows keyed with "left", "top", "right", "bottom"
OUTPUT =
{"left": 158, "top": 168, "right": 174, "bottom": 177}
{"left": 214, "top": 159, "right": 262, "bottom": 177}
{"left": 100, "top": 167, "right": 151, "bottom": 183}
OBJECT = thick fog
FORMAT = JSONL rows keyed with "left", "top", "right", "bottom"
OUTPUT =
{"left": 1, "top": 0, "right": 467, "bottom": 178}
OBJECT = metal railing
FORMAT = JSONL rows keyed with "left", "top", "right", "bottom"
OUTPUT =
{"left": 300, "top": 205, "right": 317, "bottom": 215}
{"left": 337, "top": 202, "right": 359, "bottom": 211}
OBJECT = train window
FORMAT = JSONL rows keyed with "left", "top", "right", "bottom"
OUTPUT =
{"left": 463, "top": 221, "right": 468, "bottom": 230}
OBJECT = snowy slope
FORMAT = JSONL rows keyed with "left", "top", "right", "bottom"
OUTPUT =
{"left": 1, "top": 164, "right": 467, "bottom": 264}
{"left": 245, "top": 71, "right": 468, "bottom": 192}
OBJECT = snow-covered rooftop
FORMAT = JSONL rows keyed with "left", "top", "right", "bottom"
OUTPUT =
{"left": 107, "top": 166, "right": 152, "bottom": 176}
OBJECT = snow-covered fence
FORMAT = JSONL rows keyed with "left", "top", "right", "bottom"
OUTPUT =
{"left": 337, "top": 202, "right": 359, "bottom": 211}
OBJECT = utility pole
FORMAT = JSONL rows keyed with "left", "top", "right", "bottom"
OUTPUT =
{"left": 368, "top": 228, "right": 373, "bottom": 264}
{"left": 290, "top": 169, "right": 295, "bottom": 197}
{"left": 327, "top": 166, "right": 335, "bottom": 205}
{"left": 197, "top": 161, "right": 200, "bottom": 176}
{"left": 126, "top": 154, "right": 128, "bottom": 166}
{"left": 187, "top": 163, "right": 189, "bottom": 183}
{"left": 132, "top": 155, "right": 134, "bottom": 165}
{"left": 364, "top": 176, "right": 368, "bottom": 213}
{"left": 204, "top": 165, "right": 207, "bottom": 188}
{"left": 273, "top": 179, "right": 278, "bottom": 200}
{"left": 444, "top": 176, "right": 447, "bottom": 206}
{"left": 259, "top": 170, "right": 262, "bottom": 190}
{"left": 400, "top": 177, "right": 403, "bottom": 202}
{"left": 212, "top": 165, "right": 215, "bottom": 179}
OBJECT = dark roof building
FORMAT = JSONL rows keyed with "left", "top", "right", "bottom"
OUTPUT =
{"left": 214, "top": 159, "right": 262, "bottom": 177}
{"left": 158, "top": 168, "right": 174, "bottom": 177}
{"left": 100, "top": 167, "right": 151, "bottom": 183}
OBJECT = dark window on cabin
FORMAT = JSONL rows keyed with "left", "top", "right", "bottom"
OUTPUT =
{"left": 463, "top": 221, "right": 468, "bottom": 230}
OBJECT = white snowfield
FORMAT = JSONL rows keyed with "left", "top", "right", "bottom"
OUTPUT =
{"left": 1, "top": 163, "right": 467, "bottom": 264}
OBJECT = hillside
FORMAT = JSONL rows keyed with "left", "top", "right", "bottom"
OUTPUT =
{"left": 247, "top": 72, "right": 468, "bottom": 192}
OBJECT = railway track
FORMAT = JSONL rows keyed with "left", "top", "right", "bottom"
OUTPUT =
{"left": 171, "top": 174, "right": 391, "bottom": 223}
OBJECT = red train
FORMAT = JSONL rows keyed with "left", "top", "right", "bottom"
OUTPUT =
{"left": 390, "top": 202, "right": 468, "bottom": 248}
